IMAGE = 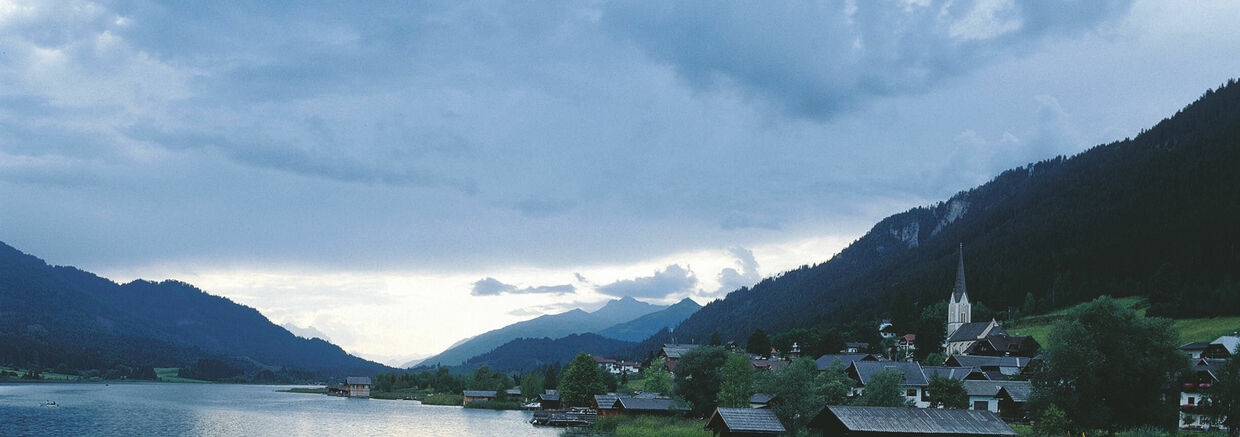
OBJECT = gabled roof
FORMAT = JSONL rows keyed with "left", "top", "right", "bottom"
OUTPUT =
{"left": 967, "top": 334, "right": 1039, "bottom": 356}
{"left": 462, "top": 390, "right": 496, "bottom": 397}
{"left": 1180, "top": 341, "right": 1211, "bottom": 351}
{"left": 613, "top": 397, "right": 690, "bottom": 412}
{"left": 962, "top": 380, "right": 1031, "bottom": 398}
{"left": 539, "top": 393, "right": 560, "bottom": 401}
{"left": 594, "top": 394, "right": 621, "bottom": 410}
{"left": 345, "top": 376, "right": 372, "bottom": 385}
{"left": 751, "top": 358, "right": 791, "bottom": 371}
{"left": 850, "top": 361, "right": 928, "bottom": 387}
{"left": 811, "top": 406, "right": 1017, "bottom": 435}
{"left": 816, "top": 353, "right": 878, "bottom": 370}
{"left": 923, "top": 366, "right": 988, "bottom": 381}
{"left": 661, "top": 344, "right": 698, "bottom": 359}
{"left": 947, "top": 322, "right": 1004, "bottom": 343}
{"left": 707, "top": 408, "right": 787, "bottom": 434}
{"left": 749, "top": 393, "right": 776, "bottom": 404}
{"left": 997, "top": 383, "right": 1032, "bottom": 403}
{"left": 946, "top": 355, "right": 1031, "bottom": 369}
{"left": 845, "top": 342, "right": 870, "bottom": 349}
{"left": 1211, "top": 336, "right": 1240, "bottom": 355}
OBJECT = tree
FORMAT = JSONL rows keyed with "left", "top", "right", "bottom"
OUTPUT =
{"left": 754, "top": 358, "right": 852, "bottom": 434}
{"left": 544, "top": 364, "right": 559, "bottom": 389}
{"left": 520, "top": 370, "right": 545, "bottom": 401}
{"left": 747, "top": 329, "right": 771, "bottom": 357}
{"left": 710, "top": 331, "right": 722, "bottom": 346}
{"left": 926, "top": 376, "right": 968, "bottom": 409}
{"left": 716, "top": 353, "right": 753, "bottom": 408}
{"left": 674, "top": 345, "right": 728, "bottom": 416}
{"left": 642, "top": 358, "right": 672, "bottom": 396}
{"left": 914, "top": 302, "right": 947, "bottom": 361}
{"left": 1032, "top": 404, "right": 1072, "bottom": 436}
{"left": 923, "top": 352, "right": 948, "bottom": 366}
{"left": 559, "top": 353, "right": 606, "bottom": 407}
{"left": 493, "top": 381, "right": 510, "bottom": 402}
{"left": 1030, "top": 296, "right": 1185, "bottom": 430}
{"left": 852, "top": 369, "right": 912, "bottom": 407}
{"left": 1205, "top": 355, "right": 1240, "bottom": 435}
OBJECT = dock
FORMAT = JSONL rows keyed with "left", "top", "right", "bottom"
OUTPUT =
{"left": 530, "top": 408, "right": 597, "bottom": 427}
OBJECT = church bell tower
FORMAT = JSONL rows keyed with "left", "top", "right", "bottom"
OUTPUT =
{"left": 946, "top": 243, "right": 971, "bottom": 337}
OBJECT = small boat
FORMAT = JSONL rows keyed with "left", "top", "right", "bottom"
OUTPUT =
{"left": 41, "top": 400, "right": 58, "bottom": 407}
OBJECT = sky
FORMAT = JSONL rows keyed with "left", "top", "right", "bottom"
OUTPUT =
{"left": 2, "top": 0, "right": 1239, "bottom": 366}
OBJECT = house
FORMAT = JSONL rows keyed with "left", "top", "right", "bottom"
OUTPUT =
{"left": 961, "top": 381, "right": 1031, "bottom": 414}
{"left": 898, "top": 334, "right": 917, "bottom": 359}
{"left": 749, "top": 393, "right": 777, "bottom": 409}
{"left": 705, "top": 407, "right": 787, "bottom": 436}
{"left": 995, "top": 383, "right": 1032, "bottom": 421}
{"left": 964, "top": 334, "right": 1040, "bottom": 357}
{"left": 538, "top": 391, "right": 561, "bottom": 410}
{"left": 1210, "top": 335, "right": 1240, "bottom": 357}
{"left": 751, "top": 358, "right": 791, "bottom": 372}
{"left": 1179, "top": 342, "right": 1216, "bottom": 359}
{"left": 610, "top": 397, "right": 690, "bottom": 416}
{"left": 816, "top": 354, "right": 878, "bottom": 371}
{"left": 592, "top": 355, "right": 644, "bottom": 374}
{"left": 922, "top": 366, "right": 989, "bottom": 381}
{"left": 660, "top": 344, "right": 698, "bottom": 373}
{"left": 462, "top": 390, "right": 496, "bottom": 405}
{"left": 946, "top": 321, "right": 1007, "bottom": 355}
{"left": 843, "top": 342, "right": 871, "bottom": 353}
{"left": 328, "top": 376, "right": 371, "bottom": 398}
{"left": 944, "top": 355, "right": 1033, "bottom": 380}
{"left": 846, "top": 361, "right": 930, "bottom": 408}
{"left": 1180, "top": 357, "right": 1228, "bottom": 430}
{"left": 808, "top": 405, "right": 1018, "bottom": 436}
{"left": 879, "top": 320, "right": 897, "bottom": 339}
{"left": 594, "top": 394, "right": 622, "bottom": 417}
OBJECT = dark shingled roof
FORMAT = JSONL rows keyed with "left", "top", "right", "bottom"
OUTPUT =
{"left": 1180, "top": 342, "right": 1211, "bottom": 351}
{"left": 812, "top": 406, "right": 1017, "bottom": 435}
{"left": 346, "top": 376, "right": 371, "bottom": 385}
{"left": 749, "top": 393, "right": 776, "bottom": 404}
{"left": 594, "top": 394, "right": 620, "bottom": 410}
{"left": 816, "top": 353, "right": 877, "bottom": 370}
{"left": 923, "top": 366, "right": 988, "bottom": 381}
{"left": 462, "top": 390, "right": 496, "bottom": 397}
{"left": 962, "top": 381, "right": 1031, "bottom": 398}
{"left": 707, "top": 408, "right": 787, "bottom": 434}
{"left": 614, "top": 397, "right": 690, "bottom": 412}
{"left": 947, "top": 322, "right": 1005, "bottom": 343}
{"left": 851, "top": 361, "right": 928, "bottom": 387}
{"left": 539, "top": 393, "right": 560, "bottom": 401}
{"left": 997, "top": 383, "right": 1032, "bottom": 403}
{"left": 947, "top": 355, "right": 1031, "bottom": 369}
{"left": 661, "top": 344, "right": 698, "bottom": 359}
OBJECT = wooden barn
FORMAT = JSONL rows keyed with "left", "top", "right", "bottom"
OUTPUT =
{"left": 705, "top": 407, "right": 786, "bottom": 436}
{"left": 808, "top": 406, "right": 1017, "bottom": 437}
{"left": 327, "top": 376, "right": 372, "bottom": 398}
{"left": 462, "top": 390, "right": 496, "bottom": 405}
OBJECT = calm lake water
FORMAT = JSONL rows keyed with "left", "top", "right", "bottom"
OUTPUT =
{"left": 0, "top": 383, "right": 564, "bottom": 436}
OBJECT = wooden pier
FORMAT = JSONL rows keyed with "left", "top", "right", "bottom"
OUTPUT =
{"left": 530, "top": 408, "right": 596, "bottom": 427}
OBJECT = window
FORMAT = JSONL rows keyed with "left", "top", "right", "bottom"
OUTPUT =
{"left": 974, "top": 400, "right": 989, "bottom": 411}
{"left": 1188, "top": 396, "right": 1196, "bottom": 405}
{"left": 906, "top": 389, "right": 917, "bottom": 397}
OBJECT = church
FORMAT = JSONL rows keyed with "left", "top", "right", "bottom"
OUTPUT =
{"left": 944, "top": 245, "right": 1038, "bottom": 356}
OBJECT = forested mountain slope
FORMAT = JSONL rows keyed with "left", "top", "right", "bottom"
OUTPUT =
{"left": 670, "top": 80, "right": 1240, "bottom": 347}
{"left": 0, "top": 242, "right": 392, "bottom": 377}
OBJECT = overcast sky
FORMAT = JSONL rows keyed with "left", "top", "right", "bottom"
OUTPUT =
{"left": 2, "top": 0, "right": 1238, "bottom": 366}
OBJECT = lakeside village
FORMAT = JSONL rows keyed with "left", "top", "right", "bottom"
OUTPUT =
{"left": 313, "top": 252, "right": 1240, "bottom": 436}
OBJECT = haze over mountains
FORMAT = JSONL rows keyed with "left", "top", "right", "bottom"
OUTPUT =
{"left": 415, "top": 296, "right": 699, "bottom": 368}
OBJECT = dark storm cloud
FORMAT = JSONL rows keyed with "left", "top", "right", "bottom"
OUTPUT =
{"left": 596, "top": 265, "right": 698, "bottom": 299}
{"left": 471, "top": 277, "right": 575, "bottom": 296}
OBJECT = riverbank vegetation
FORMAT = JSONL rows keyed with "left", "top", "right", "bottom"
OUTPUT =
{"left": 577, "top": 416, "right": 709, "bottom": 437}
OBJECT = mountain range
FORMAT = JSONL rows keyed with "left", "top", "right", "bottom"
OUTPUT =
{"left": 0, "top": 242, "right": 393, "bottom": 378}
{"left": 416, "top": 296, "right": 685, "bottom": 367}
{"left": 665, "top": 79, "right": 1240, "bottom": 349}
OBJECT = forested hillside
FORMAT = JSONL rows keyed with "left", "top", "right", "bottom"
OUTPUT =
{"left": 670, "top": 79, "right": 1240, "bottom": 349}
{"left": 0, "top": 242, "right": 392, "bottom": 379}
{"left": 462, "top": 333, "right": 637, "bottom": 373}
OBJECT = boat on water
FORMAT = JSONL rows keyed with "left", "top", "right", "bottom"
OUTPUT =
{"left": 41, "top": 400, "right": 58, "bottom": 407}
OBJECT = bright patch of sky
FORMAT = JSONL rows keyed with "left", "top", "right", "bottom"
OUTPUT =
{"left": 2, "top": 0, "right": 1238, "bottom": 364}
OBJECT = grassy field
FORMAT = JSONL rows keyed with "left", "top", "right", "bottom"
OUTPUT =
{"left": 153, "top": 367, "right": 210, "bottom": 383}
{"left": 0, "top": 366, "right": 80, "bottom": 381}
{"left": 1006, "top": 297, "right": 1240, "bottom": 347}
{"left": 575, "top": 415, "right": 710, "bottom": 437}
{"left": 419, "top": 393, "right": 464, "bottom": 406}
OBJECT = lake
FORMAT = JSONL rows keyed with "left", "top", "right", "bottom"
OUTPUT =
{"left": 0, "top": 383, "right": 564, "bottom": 436}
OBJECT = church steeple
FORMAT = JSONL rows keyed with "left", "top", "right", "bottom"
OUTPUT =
{"left": 947, "top": 243, "right": 972, "bottom": 338}
{"left": 952, "top": 242, "right": 967, "bottom": 303}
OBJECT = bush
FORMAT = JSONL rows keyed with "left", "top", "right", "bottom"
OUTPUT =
{"left": 587, "top": 415, "right": 709, "bottom": 437}
{"left": 1114, "top": 427, "right": 1169, "bottom": 437}
{"left": 463, "top": 400, "right": 521, "bottom": 410}
{"left": 420, "top": 393, "right": 463, "bottom": 406}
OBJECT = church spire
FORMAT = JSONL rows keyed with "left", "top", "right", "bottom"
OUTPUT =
{"left": 952, "top": 243, "right": 967, "bottom": 302}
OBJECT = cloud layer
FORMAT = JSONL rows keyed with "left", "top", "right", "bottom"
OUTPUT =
{"left": 596, "top": 265, "right": 699, "bottom": 299}
{"left": 471, "top": 277, "right": 575, "bottom": 296}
